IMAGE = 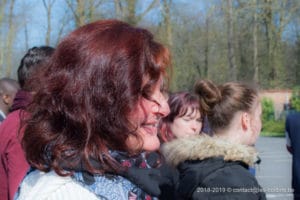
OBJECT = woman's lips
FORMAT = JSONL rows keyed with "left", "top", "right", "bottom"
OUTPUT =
{"left": 141, "top": 122, "right": 159, "bottom": 135}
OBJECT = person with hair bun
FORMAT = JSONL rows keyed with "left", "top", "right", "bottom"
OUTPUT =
{"left": 162, "top": 79, "right": 266, "bottom": 200}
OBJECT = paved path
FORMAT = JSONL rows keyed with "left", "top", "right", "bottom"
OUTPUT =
{"left": 255, "top": 136, "right": 294, "bottom": 200}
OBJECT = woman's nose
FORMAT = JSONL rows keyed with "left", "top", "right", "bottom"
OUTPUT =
{"left": 152, "top": 93, "right": 170, "bottom": 117}
{"left": 191, "top": 124, "right": 197, "bottom": 132}
{"left": 191, "top": 120, "right": 200, "bottom": 132}
{"left": 158, "top": 96, "right": 170, "bottom": 117}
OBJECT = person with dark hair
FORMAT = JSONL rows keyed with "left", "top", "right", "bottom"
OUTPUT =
{"left": 159, "top": 91, "right": 203, "bottom": 142}
{"left": 15, "top": 20, "right": 174, "bottom": 199}
{"left": 17, "top": 46, "right": 54, "bottom": 90}
{"left": 0, "top": 78, "right": 20, "bottom": 122}
{"left": 162, "top": 79, "right": 266, "bottom": 200}
{"left": 286, "top": 87, "right": 300, "bottom": 200}
{"left": 0, "top": 46, "right": 54, "bottom": 200}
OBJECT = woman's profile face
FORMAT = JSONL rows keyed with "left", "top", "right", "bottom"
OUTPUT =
{"left": 249, "top": 101, "right": 262, "bottom": 145}
{"left": 126, "top": 79, "right": 170, "bottom": 152}
{"left": 169, "top": 108, "right": 202, "bottom": 139}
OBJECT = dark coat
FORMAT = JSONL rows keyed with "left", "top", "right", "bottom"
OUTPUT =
{"left": 162, "top": 135, "right": 266, "bottom": 200}
{"left": 122, "top": 152, "right": 179, "bottom": 200}
{"left": 286, "top": 112, "right": 300, "bottom": 199}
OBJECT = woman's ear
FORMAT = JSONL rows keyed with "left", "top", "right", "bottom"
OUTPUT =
{"left": 3, "top": 94, "right": 12, "bottom": 105}
{"left": 241, "top": 112, "right": 250, "bottom": 131}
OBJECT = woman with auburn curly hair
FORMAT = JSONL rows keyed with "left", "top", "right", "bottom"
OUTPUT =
{"left": 15, "top": 20, "right": 175, "bottom": 200}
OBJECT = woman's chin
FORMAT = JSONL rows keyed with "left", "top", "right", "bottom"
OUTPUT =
{"left": 142, "top": 136, "right": 161, "bottom": 152}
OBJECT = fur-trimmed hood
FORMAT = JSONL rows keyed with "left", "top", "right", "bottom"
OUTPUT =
{"left": 162, "top": 134, "right": 258, "bottom": 167}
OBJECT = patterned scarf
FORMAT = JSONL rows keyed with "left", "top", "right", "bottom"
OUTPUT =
{"left": 72, "top": 151, "right": 157, "bottom": 200}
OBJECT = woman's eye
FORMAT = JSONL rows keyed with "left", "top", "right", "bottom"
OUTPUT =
{"left": 196, "top": 118, "right": 203, "bottom": 123}
{"left": 182, "top": 117, "right": 190, "bottom": 121}
{"left": 160, "top": 89, "right": 169, "bottom": 100}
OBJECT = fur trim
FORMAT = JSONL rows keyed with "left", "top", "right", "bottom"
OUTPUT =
{"left": 161, "top": 134, "right": 258, "bottom": 167}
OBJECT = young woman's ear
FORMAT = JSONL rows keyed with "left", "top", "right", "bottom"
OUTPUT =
{"left": 241, "top": 112, "right": 250, "bottom": 131}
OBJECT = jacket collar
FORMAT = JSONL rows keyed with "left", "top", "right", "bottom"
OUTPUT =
{"left": 162, "top": 134, "right": 258, "bottom": 167}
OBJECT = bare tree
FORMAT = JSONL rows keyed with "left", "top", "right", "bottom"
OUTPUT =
{"left": 55, "top": 9, "right": 72, "bottom": 45}
{"left": 5, "top": 0, "right": 16, "bottom": 76}
{"left": 65, "top": 0, "right": 102, "bottom": 27}
{"left": 252, "top": 0, "right": 258, "bottom": 83}
{"left": 161, "top": 0, "right": 172, "bottom": 47}
{"left": 114, "top": 0, "right": 159, "bottom": 25}
{"left": 42, "top": 0, "right": 56, "bottom": 45}
{"left": 261, "top": 0, "right": 300, "bottom": 86}
{"left": 202, "top": 3, "right": 217, "bottom": 78}
{"left": 226, "top": 0, "right": 237, "bottom": 81}
{"left": 263, "top": 0, "right": 275, "bottom": 84}
{"left": 114, "top": 0, "right": 122, "bottom": 19}
{"left": 0, "top": 0, "right": 8, "bottom": 73}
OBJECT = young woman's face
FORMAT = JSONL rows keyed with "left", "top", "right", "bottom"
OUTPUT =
{"left": 126, "top": 79, "right": 170, "bottom": 152}
{"left": 249, "top": 101, "right": 262, "bottom": 145}
{"left": 169, "top": 108, "right": 202, "bottom": 139}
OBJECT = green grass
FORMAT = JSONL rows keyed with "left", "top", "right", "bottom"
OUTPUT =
{"left": 260, "top": 131, "right": 285, "bottom": 137}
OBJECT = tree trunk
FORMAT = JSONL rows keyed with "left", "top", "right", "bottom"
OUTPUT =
{"left": 42, "top": 0, "right": 55, "bottom": 46}
{"left": 162, "top": 0, "right": 173, "bottom": 47}
{"left": 264, "top": 0, "right": 273, "bottom": 82}
{"left": 253, "top": 0, "right": 259, "bottom": 83}
{"left": 204, "top": 15, "right": 209, "bottom": 78}
{"left": 114, "top": 0, "right": 122, "bottom": 19}
{"left": 0, "top": 0, "right": 8, "bottom": 73}
{"left": 226, "top": 0, "right": 237, "bottom": 80}
{"left": 114, "top": 0, "right": 158, "bottom": 25}
{"left": 125, "top": 0, "right": 136, "bottom": 25}
{"left": 24, "top": 23, "right": 29, "bottom": 50}
{"left": 5, "top": 0, "right": 15, "bottom": 77}
{"left": 76, "top": 0, "right": 86, "bottom": 27}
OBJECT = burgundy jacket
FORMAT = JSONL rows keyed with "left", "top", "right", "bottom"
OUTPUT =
{"left": 0, "top": 90, "right": 31, "bottom": 200}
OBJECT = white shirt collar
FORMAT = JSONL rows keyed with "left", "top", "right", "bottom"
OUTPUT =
{"left": 0, "top": 110, "right": 6, "bottom": 119}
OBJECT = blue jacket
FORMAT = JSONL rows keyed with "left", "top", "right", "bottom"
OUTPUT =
{"left": 286, "top": 112, "right": 300, "bottom": 199}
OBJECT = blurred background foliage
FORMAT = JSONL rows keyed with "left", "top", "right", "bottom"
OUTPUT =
{"left": 290, "top": 86, "right": 300, "bottom": 111}
{"left": 261, "top": 97, "right": 285, "bottom": 136}
{"left": 261, "top": 86, "right": 300, "bottom": 137}
{"left": 1, "top": 0, "right": 300, "bottom": 92}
